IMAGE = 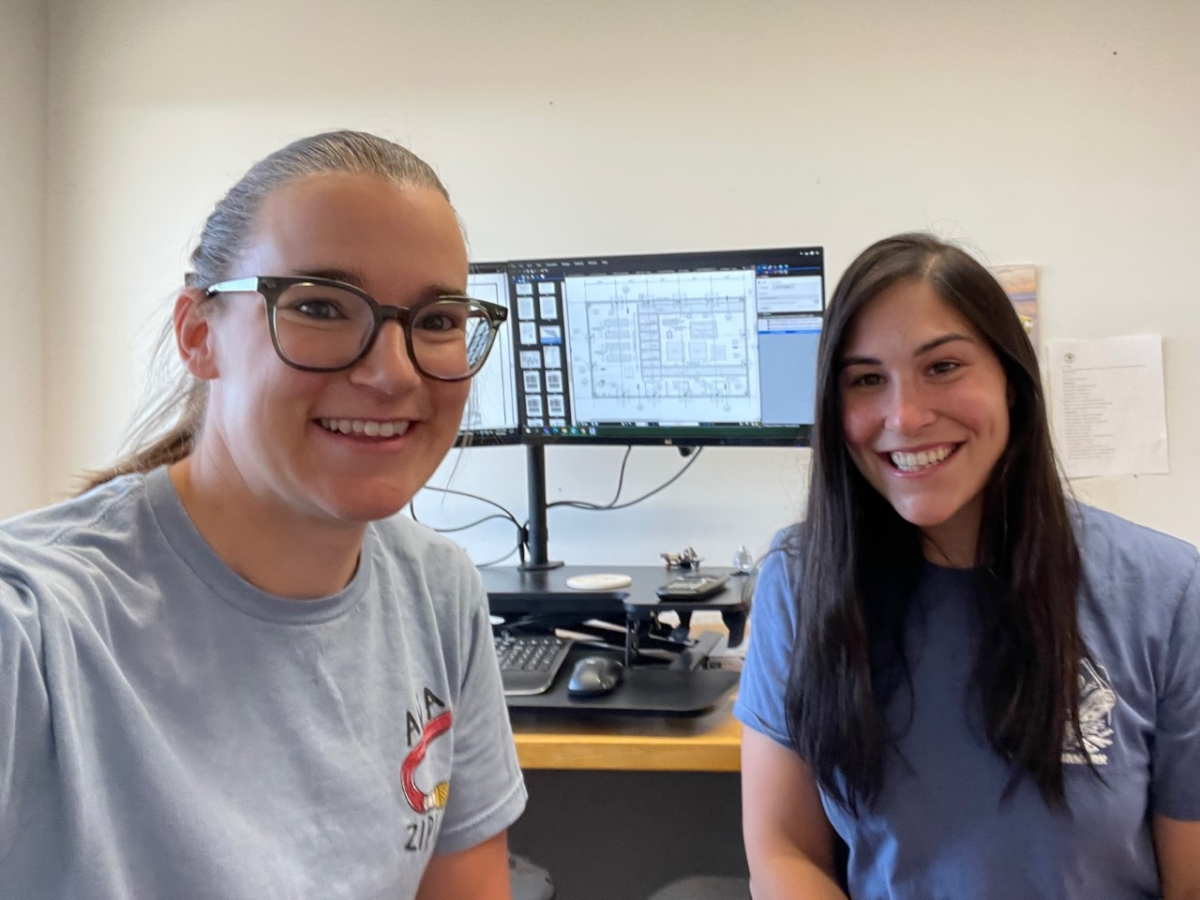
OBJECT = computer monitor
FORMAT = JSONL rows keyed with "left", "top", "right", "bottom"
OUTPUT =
{"left": 492, "top": 246, "right": 825, "bottom": 569}
{"left": 505, "top": 247, "right": 825, "bottom": 447}
{"left": 458, "top": 262, "right": 520, "bottom": 445}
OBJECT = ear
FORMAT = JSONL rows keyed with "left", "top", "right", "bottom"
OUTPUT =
{"left": 173, "top": 287, "right": 219, "bottom": 380}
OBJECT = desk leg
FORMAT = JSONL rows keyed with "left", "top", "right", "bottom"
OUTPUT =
{"left": 508, "top": 769, "right": 747, "bottom": 900}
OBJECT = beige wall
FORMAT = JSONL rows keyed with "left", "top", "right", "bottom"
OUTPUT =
{"left": 0, "top": 0, "right": 46, "bottom": 518}
{"left": 25, "top": 0, "right": 1200, "bottom": 557}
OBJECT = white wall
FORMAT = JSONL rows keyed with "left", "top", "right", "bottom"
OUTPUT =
{"left": 38, "top": 0, "right": 1200, "bottom": 562}
{"left": 0, "top": 0, "right": 47, "bottom": 518}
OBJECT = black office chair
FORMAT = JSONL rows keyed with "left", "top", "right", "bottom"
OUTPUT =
{"left": 644, "top": 875, "right": 750, "bottom": 900}
{"left": 509, "top": 853, "right": 555, "bottom": 900}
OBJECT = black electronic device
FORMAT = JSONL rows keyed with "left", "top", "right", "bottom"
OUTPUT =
{"left": 505, "top": 245, "right": 826, "bottom": 568}
{"left": 456, "top": 248, "right": 824, "bottom": 578}
{"left": 566, "top": 656, "right": 625, "bottom": 699}
{"left": 508, "top": 246, "right": 825, "bottom": 448}
{"left": 655, "top": 572, "right": 730, "bottom": 601}
{"left": 458, "top": 262, "right": 521, "bottom": 446}
{"left": 493, "top": 633, "right": 574, "bottom": 696}
{"left": 504, "top": 641, "right": 739, "bottom": 716}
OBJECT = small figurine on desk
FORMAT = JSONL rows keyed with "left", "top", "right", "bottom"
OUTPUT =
{"left": 661, "top": 546, "right": 702, "bottom": 570}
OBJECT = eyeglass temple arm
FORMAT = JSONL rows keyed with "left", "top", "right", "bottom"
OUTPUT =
{"left": 205, "top": 277, "right": 261, "bottom": 295}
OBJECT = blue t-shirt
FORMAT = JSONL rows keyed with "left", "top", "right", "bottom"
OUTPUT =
{"left": 0, "top": 468, "right": 526, "bottom": 900}
{"left": 735, "top": 504, "right": 1200, "bottom": 899}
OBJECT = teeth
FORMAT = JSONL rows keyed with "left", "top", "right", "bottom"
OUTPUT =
{"left": 890, "top": 445, "right": 953, "bottom": 471}
{"left": 318, "top": 418, "right": 410, "bottom": 438}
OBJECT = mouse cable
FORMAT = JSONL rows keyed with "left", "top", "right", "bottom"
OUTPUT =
{"left": 547, "top": 446, "right": 704, "bottom": 513}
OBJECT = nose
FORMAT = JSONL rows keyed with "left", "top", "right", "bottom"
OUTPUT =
{"left": 348, "top": 320, "right": 423, "bottom": 394}
{"left": 884, "top": 377, "right": 936, "bottom": 435}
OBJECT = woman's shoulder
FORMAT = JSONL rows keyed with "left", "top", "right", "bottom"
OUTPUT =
{"left": 749, "top": 524, "right": 805, "bottom": 624}
{"left": 370, "top": 514, "right": 474, "bottom": 563}
{"left": 366, "top": 514, "right": 482, "bottom": 596}
{"left": 0, "top": 474, "right": 151, "bottom": 575}
{"left": 1072, "top": 503, "right": 1198, "bottom": 645}
{"left": 1074, "top": 503, "right": 1198, "bottom": 586}
{"left": 0, "top": 475, "right": 153, "bottom": 650}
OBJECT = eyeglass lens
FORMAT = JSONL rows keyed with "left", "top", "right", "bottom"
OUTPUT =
{"left": 270, "top": 283, "right": 494, "bottom": 377}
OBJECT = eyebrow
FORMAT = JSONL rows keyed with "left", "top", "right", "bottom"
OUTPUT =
{"left": 839, "top": 332, "right": 974, "bottom": 368}
{"left": 291, "top": 267, "right": 467, "bottom": 299}
{"left": 292, "top": 266, "right": 367, "bottom": 286}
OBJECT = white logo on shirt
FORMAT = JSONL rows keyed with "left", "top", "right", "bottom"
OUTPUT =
{"left": 1062, "top": 658, "right": 1116, "bottom": 765}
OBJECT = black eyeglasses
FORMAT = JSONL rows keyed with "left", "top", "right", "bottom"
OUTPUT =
{"left": 203, "top": 276, "right": 508, "bottom": 381}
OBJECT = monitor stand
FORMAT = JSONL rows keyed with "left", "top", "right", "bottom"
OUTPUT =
{"left": 520, "top": 445, "right": 563, "bottom": 571}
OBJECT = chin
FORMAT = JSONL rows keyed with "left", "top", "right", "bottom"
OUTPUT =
{"left": 891, "top": 500, "right": 962, "bottom": 530}
{"left": 316, "top": 485, "right": 419, "bottom": 523}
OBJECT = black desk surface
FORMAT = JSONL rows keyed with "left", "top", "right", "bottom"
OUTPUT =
{"left": 483, "top": 566, "right": 747, "bottom": 716}
{"left": 503, "top": 642, "right": 739, "bottom": 717}
{"left": 480, "top": 564, "right": 751, "bottom": 617}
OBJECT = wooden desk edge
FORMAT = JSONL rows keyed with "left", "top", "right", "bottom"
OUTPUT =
{"left": 512, "top": 700, "right": 743, "bottom": 773}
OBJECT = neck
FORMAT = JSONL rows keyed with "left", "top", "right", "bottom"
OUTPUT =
{"left": 168, "top": 455, "right": 366, "bottom": 599}
{"left": 920, "top": 534, "right": 975, "bottom": 568}
{"left": 920, "top": 509, "right": 983, "bottom": 569}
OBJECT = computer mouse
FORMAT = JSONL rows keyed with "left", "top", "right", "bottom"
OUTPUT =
{"left": 567, "top": 656, "right": 624, "bottom": 699}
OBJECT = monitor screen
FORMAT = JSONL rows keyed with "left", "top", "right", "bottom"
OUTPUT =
{"left": 458, "top": 262, "right": 520, "bottom": 445}
{"left": 505, "top": 247, "right": 825, "bottom": 446}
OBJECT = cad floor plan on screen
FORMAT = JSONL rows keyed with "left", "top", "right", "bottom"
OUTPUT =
{"left": 564, "top": 269, "right": 763, "bottom": 423}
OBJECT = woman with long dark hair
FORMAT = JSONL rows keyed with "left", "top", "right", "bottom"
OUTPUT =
{"left": 735, "top": 233, "right": 1199, "bottom": 899}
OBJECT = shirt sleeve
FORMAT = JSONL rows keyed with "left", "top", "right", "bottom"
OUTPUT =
{"left": 1152, "top": 553, "right": 1200, "bottom": 821}
{"left": 733, "top": 530, "right": 802, "bottom": 750}
{"left": 434, "top": 559, "right": 527, "bottom": 855}
{"left": 0, "top": 574, "right": 56, "bottom": 859}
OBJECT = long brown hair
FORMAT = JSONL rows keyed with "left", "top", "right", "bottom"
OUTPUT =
{"left": 784, "top": 233, "right": 1088, "bottom": 811}
{"left": 80, "top": 131, "right": 452, "bottom": 493}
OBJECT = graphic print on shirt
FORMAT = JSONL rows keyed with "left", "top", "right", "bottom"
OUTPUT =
{"left": 401, "top": 687, "right": 452, "bottom": 851}
{"left": 1062, "top": 658, "right": 1116, "bottom": 765}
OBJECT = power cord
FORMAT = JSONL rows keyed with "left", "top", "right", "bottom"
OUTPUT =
{"left": 409, "top": 486, "right": 527, "bottom": 567}
{"left": 546, "top": 445, "right": 703, "bottom": 512}
{"left": 414, "top": 446, "right": 704, "bottom": 564}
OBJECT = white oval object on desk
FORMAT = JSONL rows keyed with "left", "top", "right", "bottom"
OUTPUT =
{"left": 564, "top": 573, "right": 633, "bottom": 590}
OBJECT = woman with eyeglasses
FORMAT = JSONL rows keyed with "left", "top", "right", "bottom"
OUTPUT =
{"left": 735, "top": 234, "right": 1199, "bottom": 899}
{"left": 0, "top": 131, "right": 523, "bottom": 899}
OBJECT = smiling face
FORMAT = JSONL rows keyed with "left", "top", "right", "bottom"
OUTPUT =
{"left": 194, "top": 172, "right": 471, "bottom": 525}
{"left": 838, "top": 277, "right": 1011, "bottom": 565}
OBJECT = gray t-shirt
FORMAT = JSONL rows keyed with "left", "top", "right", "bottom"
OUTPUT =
{"left": 0, "top": 467, "right": 526, "bottom": 899}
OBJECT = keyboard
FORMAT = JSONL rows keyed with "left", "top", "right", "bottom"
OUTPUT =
{"left": 493, "top": 633, "right": 574, "bottom": 696}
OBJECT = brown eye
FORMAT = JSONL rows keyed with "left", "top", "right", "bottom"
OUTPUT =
{"left": 844, "top": 372, "right": 884, "bottom": 389}
{"left": 293, "top": 299, "right": 346, "bottom": 320}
